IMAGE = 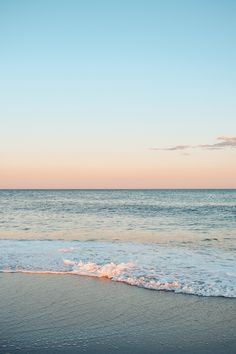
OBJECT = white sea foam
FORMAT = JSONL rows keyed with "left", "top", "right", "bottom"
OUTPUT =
{"left": 58, "top": 247, "right": 75, "bottom": 253}
{"left": 71, "top": 261, "right": 134, "bottom": 278}
{"left": 63, "top": 259, "right": 76, "bottom": 266}
{"left": 0, "top": 240, "right": 235, "bottom": 298}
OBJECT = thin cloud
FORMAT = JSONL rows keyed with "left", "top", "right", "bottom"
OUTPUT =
{"left": 150, "top": 136, "right": 236, "bottom": 151}
{"left": 150, "top": 145, "right": 191, "bottom": 151}
{"left": 197, "top": 136, "right": 236, "bottom": 150}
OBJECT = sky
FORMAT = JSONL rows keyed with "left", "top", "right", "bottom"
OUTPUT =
{"left": 0, "top": 0, "right": 236, "bottom": 188}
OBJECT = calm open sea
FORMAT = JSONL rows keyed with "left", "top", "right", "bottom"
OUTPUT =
{"left": 0, "top": 189, "right": 235, "bottom": 297}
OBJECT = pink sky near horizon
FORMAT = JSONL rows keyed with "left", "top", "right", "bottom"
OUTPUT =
{"left": 1, "top": 148, "right": 236, "bottom": 189}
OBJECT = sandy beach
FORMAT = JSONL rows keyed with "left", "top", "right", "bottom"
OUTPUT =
{"left": 0, "top": 273, "right": 235, "bottom": 354}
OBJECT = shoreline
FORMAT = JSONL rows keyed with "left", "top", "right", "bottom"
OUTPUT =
{"left": 1, "top": 270, "right": 235, "bottom": 299}
{"left": 0, "top": 273, "right": 235, "bottom": 353}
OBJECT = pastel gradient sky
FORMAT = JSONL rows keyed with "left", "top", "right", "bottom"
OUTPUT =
{"left": 1, "top": 0, "right": 236, "bottom": 188}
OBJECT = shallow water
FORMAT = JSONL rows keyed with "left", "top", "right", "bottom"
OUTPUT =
{"left": 0, "top": 189, "right": 235, "bottom": 297}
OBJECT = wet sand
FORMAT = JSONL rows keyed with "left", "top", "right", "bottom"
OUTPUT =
{"left": 0, "top": 273, "right": 235, "bottom": 353}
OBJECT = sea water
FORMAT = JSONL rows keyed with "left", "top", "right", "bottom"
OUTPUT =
{"left": 0, "top": 189, "right": 235, "bottom": 297}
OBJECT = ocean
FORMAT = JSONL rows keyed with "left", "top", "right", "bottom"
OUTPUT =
{"left": 0, "top": 189, "right": 235, "bottom": 298}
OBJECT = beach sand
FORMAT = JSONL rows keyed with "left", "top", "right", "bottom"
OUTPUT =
{"left": 0, "top": 274, "right": 235, "bottom": 353}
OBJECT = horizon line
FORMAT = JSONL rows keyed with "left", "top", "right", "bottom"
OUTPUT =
{"left": 0, "top": 188, "right": 236, "bottom": 191}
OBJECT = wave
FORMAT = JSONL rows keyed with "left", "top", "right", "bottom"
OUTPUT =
{"left": 65, "top": 260, "right": 180, "bottom": 292}
{"left": 64, "top": 260, "right": 134, "bottom": 278}
{"left": 2, "top": 259, "right": 235, "bottom": 298}
{"left": 0, "top": 240, "right": 235, "bottom": 298}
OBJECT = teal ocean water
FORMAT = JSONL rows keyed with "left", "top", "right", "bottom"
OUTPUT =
{"left": 0, "top": 189, "right": 236, "bottom": 297}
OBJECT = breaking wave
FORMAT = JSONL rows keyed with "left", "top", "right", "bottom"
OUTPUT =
{"left": 0, "top": 240, "right": 236, "bottom": 298}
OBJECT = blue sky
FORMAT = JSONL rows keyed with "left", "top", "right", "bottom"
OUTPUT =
{"left": 0, "top": 0, "right": 236, "bottom": 187}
